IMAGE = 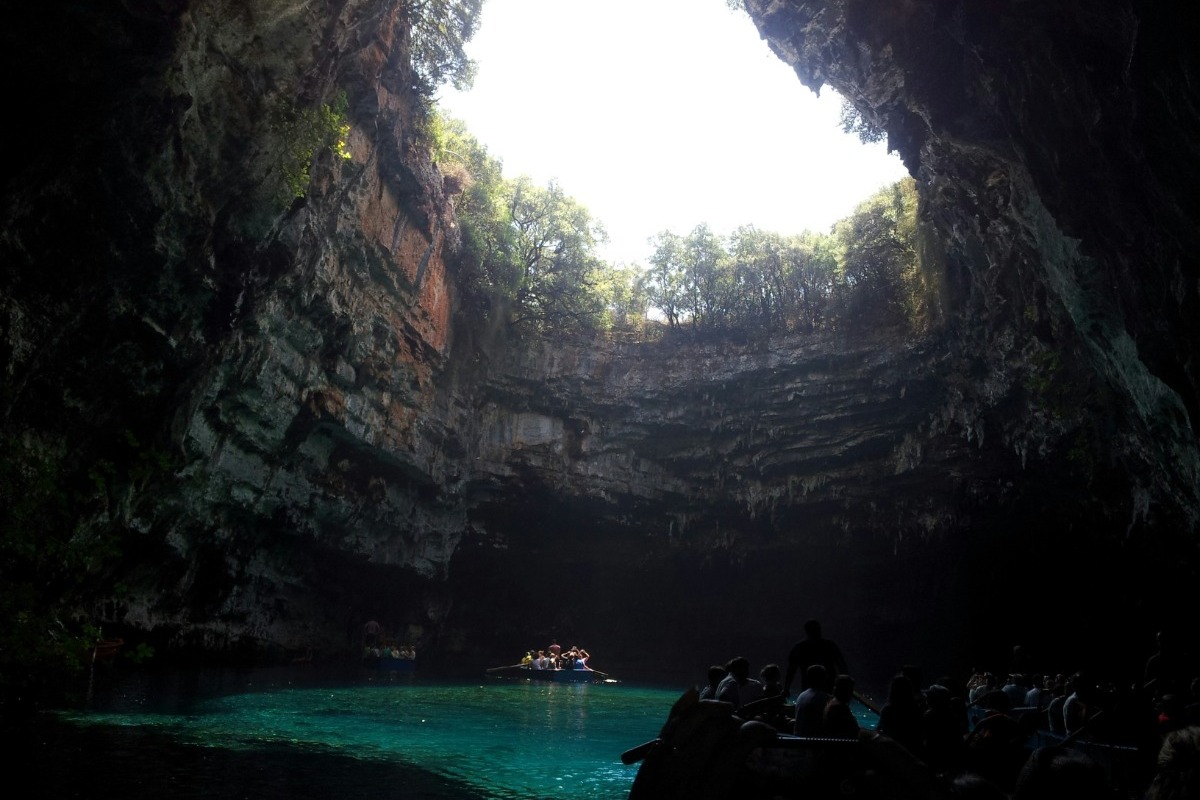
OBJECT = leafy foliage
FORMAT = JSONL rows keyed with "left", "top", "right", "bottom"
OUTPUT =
{"left": 407, "top": 0, "right": 484, "bottom": 93}
{"left": 270, "top": 90, "right": 352, "bottom": 202}
{"left": 834, "top": 178, "right": 936, "bottom": 329}
{"left": 432, "top": 113, "right": 642, "bottom": 333}
{"left": 838, "top": 96, "right": 886, "bottom": 145}
{"left": 506, "top": 177, "right": 610, "bottom": 330}
{"left": 432, "top": 112, "right": 931, "bottom": 339}
{"left": 640, "top": 178, "right": 931, "bottom": 336}
{"left": 646, "top": 225, "right": 841, "bottom": 334}
{"left": 0, "top": 442, "right": 110, "bottom": 706}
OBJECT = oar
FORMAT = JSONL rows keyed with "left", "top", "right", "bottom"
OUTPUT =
{"left": 1059, "top": 709, "right": 1106, "bottom": 747}
{"left": 854, "top": 690, "right": 882, "bottom": 715}
{"left": 486, "top": 663, "right": 527, "bottom": 673}
{"left": 620, "top": 738, "right": 661, "bottom": 765}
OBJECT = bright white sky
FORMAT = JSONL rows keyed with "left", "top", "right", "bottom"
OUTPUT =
{"left": 436, "top": 0, "right": 909, "bottom": 267}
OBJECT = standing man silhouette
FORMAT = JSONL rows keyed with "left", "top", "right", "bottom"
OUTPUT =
{"left": 784, "top": 619, "right": 848, "bottom": 698}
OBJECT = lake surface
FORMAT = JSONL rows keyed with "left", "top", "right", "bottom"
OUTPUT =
{"left": 11, "top": 666, "right": 879, "bottom": 799}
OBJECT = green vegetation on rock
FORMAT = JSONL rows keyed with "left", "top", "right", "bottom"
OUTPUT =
{"left": 433, "top": 110, "right": 935, "bottom": 340}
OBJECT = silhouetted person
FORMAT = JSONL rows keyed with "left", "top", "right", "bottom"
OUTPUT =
{"left": 1186, "top": 678, "right": 1200, "bottom": 727}
{"left": 1024, "top": 674, "right": 1046, "bottom": 710}
{"left": 823, "top": 674, "right": 860, "bottom": 738}
{"left": 698, "top": 664, "right": 726, "bottom": 700}
{"left": 793, "top": 664, "right": 832, "bottom": 736}
{"left": 925, "top": 683, "right": 967, "bottom": 772}
{"left": 759, "top": 663, "right": 783, "bottom": 697}
{"left": 784, "top": 619, "right": 848, "bottom": 696}
{"left": 950, "top": 773, "right": 1009, "bottom": 800}
{"left": 965, "top": 691, "right": 1026, "bottom": 791}
{"left": 1002, "top": 674, "right": 1028, "bottom": 708}
{"left": 715, "top": 656, "right": 761, "bottom": 710}
{"left": 1158, "top": 694, "right": 1188, "bottom": 736}
{"left": 1064, "top": 671, "right": 1100, "bottom": 735}
{"left": 1147, "top": 630, "right": 1188, "bottom": 699}
{"left": 1045, "top": 677, "right": 1068, "bottom": 735}
{"left": 877, "top": 673, "right": 923, "bottom": 756}
{"left": 1011, "top": 644, "right": 1032, "bottom": 676}
{"left": 1012, "top": 746, "right": 1114, "bottom": 800}
{"left": 901, "top": 664, "right": 927, "bottom": 712}
{"left": 1146, "top": 725, "right": 1200, "bottom": 800}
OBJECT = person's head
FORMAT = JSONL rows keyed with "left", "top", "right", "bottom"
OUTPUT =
{"left": 926, "top": 684, "right": 951, "bottom": 712}
{"left": 1013, "top": 746, "right": 1112, "bottom": 800}
{"left": 1161, "top": 694, "right": 1184, "bottom": 719}
{"left": 761, "top": 663, "right": 781, "bottom": 684}
{"left": 950, "top": 773, "right": 1008, "bottom": 800}
{"left": 804, "top": 619, "right": 822, "bottom": 638}
{"left": 1070, "top": 671, "right": 1096, "bottom": 700}
{"left": 706, "top": 664, "right": 727, "bottom": 688}
{"left": 726, "top": 656, "right": 750, "bottom": 682}
{"left": 1146, "top": 726, "right": 1200, "bottom": 800}
{"left": 887, "top": 674, "right": 916, "bottom": 707}
{"left": 805, "top": 664, "right": 829, "bottom": 692}
{"left": 832, "top": 674, "right": 855, "bottom": 703}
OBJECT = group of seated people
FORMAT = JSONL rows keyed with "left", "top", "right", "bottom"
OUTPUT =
{"left": 521, "top": 643, "right": 591, "bottom": 670}
{"left": 693, "top": 648, "right": 1200, "bottom": 798}
{"left": 363, "top": 642, "right": 416, "bottom": 660}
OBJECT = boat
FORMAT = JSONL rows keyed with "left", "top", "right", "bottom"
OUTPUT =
{"left": 486, "top": 664, "right": 610, "bottom": 683}
{"left": 92, "top": 638, "right": 124, "bottom": 662}
{"left": 378, "top": 654, "right": 417, "bottom": 672}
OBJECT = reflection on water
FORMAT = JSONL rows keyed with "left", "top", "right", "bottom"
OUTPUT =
{"left": 20, "top": 669, "right": 677, "bottom": 800}
{"left": 11, "top": 667, "right": 881, "bottom": 800}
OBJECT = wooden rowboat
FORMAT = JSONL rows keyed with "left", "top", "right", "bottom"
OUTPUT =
{"left": 486, "top": 664, "right": 609, "bottom": 683}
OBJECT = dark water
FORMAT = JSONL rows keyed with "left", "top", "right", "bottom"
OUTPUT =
{"left": 7, "top": 665, "right": 881, "bottom": 799}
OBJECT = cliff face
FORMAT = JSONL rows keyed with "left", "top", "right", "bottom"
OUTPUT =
{"left": 2, "top": 1, "right": 1197, "bottom": 680}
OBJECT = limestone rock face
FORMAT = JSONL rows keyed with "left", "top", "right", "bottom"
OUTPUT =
{"left": 745, "top": 0, "right": 1200, "bottom": 524}
{"left": 1, "top": 0, "right": 1197, "bottom": 679}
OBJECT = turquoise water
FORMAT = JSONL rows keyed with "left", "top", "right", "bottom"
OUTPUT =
{"left": 57, "top": 677, "right": 674, "bottom": 799}
{"left": 46, "top": 673, "right": 881, "bottom": 799}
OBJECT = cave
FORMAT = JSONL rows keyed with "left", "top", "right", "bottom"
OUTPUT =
{"left": 1, "top": 0, "right": 1198, "bottom": 707}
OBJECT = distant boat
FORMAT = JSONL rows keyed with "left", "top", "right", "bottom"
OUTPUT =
{"left": 378, "top": 655, "right": 417, "bottom": 672}
{"left": 486, "top": 664, "right": 610, "bottom": 683}
{"left": 93, "top": 638, "right": 124, "bottom": 662}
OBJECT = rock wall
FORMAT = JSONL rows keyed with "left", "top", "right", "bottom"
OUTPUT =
{"left": 1, "top": 0, "right": 1197, "bottom": 684}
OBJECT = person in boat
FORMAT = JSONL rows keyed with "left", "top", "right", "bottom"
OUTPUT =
{"left": 783, "top": 619, "right": 848, "bottom": 698}
{"left": 1063, "top": 671, "right": 1101, "bottom": 735}
{"left": 532, "top": 649, "right": 547, "bottom": 669}
{"left": 1145, "top": 725, "right": 1200, "bottom": 800}
{"left": 574, "top": 647, "right": 591, "bottom": 670}
{"left": 760, "top": 664, "right": 783, "bottom": 698}
{"left": 794, "top": 664, "right": 832, "bottom": 736}
{"left": 823, "top": 674, "right": 860, "bottom": 738}
{"left": 716, "top": 656, "right": 762, "bottom": 711}
{"left": 1011, "top": 745, "right": 1113, "bottom": 800}
{"left": 547, "top": 642, "right": 562, "bottom": 667}
{"left": 876, "top": 673, "right": 923, "bottom": 757}
{"left": 363, "top": 619, "right": 382, "bottom": 647}
{"left": 699, "top": 665, "right": 727, "bottom": 700}
{"left": 965, "top": 691, "right": 1027, "bottom": 791}
{"left": 521, "top": 650, "right": 534, "bottom": 666}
